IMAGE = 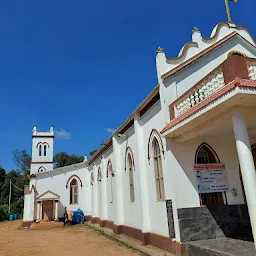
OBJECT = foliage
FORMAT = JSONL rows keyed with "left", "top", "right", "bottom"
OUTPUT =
{"left": 12, "top": 149, "right": 31, "bottom": 177}
{"left": 90, "top": 150, "right": 97, "bottom": 156}
{"left": 0, "top": 205, "right": 8, "bottom": 221}
{"left": 54, "top": 152, "right": 84, "bottom": 168}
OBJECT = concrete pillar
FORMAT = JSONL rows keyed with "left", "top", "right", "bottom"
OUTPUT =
{"left": 232, "top": 111, "right": 256, "bottom": 249}
{"left": 112, "top": 135, "right": 124, "bottom": 225}
{"left": 54, "top": 200, "right": 58, "bottom": 221}
{"left": 36, "top": 201, "right": 41, "bottom": 222}
{"left": 101, "top": 156, "right": 108, "bottom": 220}
{"left": 134, "top": 113, "right": 150, "bottom": 233}
{"left": 40, "top": 201, "right": 43, "bottom": 220}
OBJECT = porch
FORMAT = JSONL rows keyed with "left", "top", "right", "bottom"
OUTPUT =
{"left": 161, "top": 54, "right": 256, "bottom": 246}
{"left": 36, "top": 190, "right": 60, "bottom": 222}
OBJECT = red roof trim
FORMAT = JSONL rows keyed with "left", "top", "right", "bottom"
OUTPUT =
{"left": 161, "top": 79, "right": 256, "bottom": 133}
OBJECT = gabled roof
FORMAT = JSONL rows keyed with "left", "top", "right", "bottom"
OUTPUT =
{"left": 36, "top": 190, "right": 60, "bottom": 201}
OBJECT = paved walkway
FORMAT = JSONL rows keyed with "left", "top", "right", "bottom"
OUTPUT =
{"left": 85, "top": 221, "right": 175, "bottom": 256}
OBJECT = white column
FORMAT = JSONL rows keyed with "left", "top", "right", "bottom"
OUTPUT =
{"left": 101, "top": 156, "right": 108, "bottom": 220}
{"left": 54, "top": 200, "right": 58, "bottom": 221}
{"left": 112, "top": 135, "right": 124, "bottom": 225}
{"left": 134, "top": 113, "right": 150, "bottom": 233}
{"left": 36, "top": 201, "right": 41, "bottom": 222}
{"left": 232, "top": 111, "right": 256, "bottom": 249}
{"left": 40, "top": 201, "right": 43, "bottom": 220}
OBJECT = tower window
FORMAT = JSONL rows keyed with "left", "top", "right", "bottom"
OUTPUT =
{"left": 44, "top": 145, "right": 47, "bottom": 156}
{"left": 39, "top": 145, "right": 42, "bottom": 156}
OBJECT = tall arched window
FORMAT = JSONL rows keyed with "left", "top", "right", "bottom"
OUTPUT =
{"left": 153, "top": 138, "right": 165, "bottom": 201}
{"left": 127, "top": 154, "right": 135, "bottom": 202}
{"left": 39, "top": 145, "right": 42, "bottom": 156}
{"left": 195, "top": 143, "right": 223, "bottom": 206}
{"left": 98, "top": 167, "right": 102, "bottom": 182}
{"left": 44, "top": 145, "right": 47, "bottom": 156}
{"left": 70, "top": 179, "right": 78, "bottom": 204}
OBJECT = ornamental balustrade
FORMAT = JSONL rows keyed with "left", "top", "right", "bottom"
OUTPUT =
{"left": 175, "top": 70, "right": 225, "bottom": 117}
{"left": 248, "top": 63, "right": 256, "bottom": 80}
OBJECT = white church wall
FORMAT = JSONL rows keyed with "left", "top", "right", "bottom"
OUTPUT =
{"left": 118, "top": 125, "right": 143, "bottom": 230}
{"left": 35, "top": 166, "right": 89, "bottom": 218}
{"left": 31, "top": 136, "right": 53, "bottom": 169}
{"left": 103, "top": 146, "right": 118, "bottom": 224}
{"left": 140, "top": 101, "right": 170, "bottom": 237}
{"left": 167, "top": 134, "right": 245, "bottom": 210}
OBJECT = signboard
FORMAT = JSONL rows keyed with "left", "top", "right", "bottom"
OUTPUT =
{"left": 194, "top": 164, "right": 229, "bottom": 193}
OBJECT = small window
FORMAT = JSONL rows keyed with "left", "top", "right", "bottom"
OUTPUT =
{"left": 70, "top": 179, "right": 78, "bottom": 204}
{"left": 44, "top": 145, "right": 47, "bottom": 156}
{"left": 39, "top": 145, "right": 42, "bottom": 156}
{"left": 153, "top": 138, "right": 165, "bottom": 201}
{"left": 128, "top": 154, "right": 135, "bottom": 202}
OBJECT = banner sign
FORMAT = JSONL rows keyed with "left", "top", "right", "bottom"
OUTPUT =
{"left": 194, "top": 164, "right": 229, "bottom": 193}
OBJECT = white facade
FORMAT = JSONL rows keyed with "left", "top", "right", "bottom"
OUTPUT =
{"left": 23, "top": 22, "right": 256, "bottom": 252}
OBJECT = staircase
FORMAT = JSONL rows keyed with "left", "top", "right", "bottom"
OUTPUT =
{"left": 186, "top": 238, "right": 256, "bottom": 256}
{"left": 30, "top": 221, "right": 64, "bottom": 229}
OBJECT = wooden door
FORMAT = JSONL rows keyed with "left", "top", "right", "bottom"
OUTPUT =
{"left": 42, "top": 201, "right": 53, "bottom": 221}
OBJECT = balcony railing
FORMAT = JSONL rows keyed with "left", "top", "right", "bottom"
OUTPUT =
{"left": 175, "top": 70, "right": 225, "bottom": 116}
{"left": 248, "top": 63, "right": 256, "bottom": 80}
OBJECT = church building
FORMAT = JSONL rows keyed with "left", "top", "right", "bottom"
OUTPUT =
{"left": 23, "top": 20, "right": 256, "bottom": 255}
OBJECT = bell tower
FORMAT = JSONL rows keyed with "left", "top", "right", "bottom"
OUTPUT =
{"left": 30, "top": 125, "right": 54, "bottom": 175}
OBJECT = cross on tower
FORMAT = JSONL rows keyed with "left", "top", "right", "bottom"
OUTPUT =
{"left": 225, "top": 0, "right": 238, "bottom": 23}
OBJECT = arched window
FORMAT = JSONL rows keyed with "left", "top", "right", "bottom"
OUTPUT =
{"left": 70, "top": 179, "right": 78, "bottom": 204}
{"left": 38, "top": 166, "right": 46, "bottom": 173}
{"left": 127, "top": 153, "right": 135, "bottom": 202}
{"left": 44, "top": 145, "right": 47, "bottom": 156}
{"left": 98, "top": 167, "right": 102, "bottom": 182}
{"left": 195, "top": 143, "right": 223, "bottom": 206}
{"left": 91, "top": 172, "right": 94, "bottom": 185}
{"left": 39, "top": 145, "right": 42, "bottom": 156}
{"left": 153, "top": 138, "right": 165, "bottom": 201}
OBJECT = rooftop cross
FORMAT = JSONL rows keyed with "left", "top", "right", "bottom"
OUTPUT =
{"left": 225, "top": 0, "right": 238, "bottom": 23}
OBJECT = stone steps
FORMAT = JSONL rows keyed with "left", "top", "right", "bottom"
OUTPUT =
{"left": 30, "top": 221, "right": 64, "bottom": 229}
{"left": 186, "top": 238, "right": 256, "bottom": 256}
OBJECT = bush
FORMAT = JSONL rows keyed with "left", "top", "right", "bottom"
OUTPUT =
{"left": 0, "top": 205, "right": 8, "bottom": 221}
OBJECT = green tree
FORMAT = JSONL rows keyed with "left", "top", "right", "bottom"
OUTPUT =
{"left": 54, "top": 152, "right": 84, "bottom": 168}
{"left": 12, "top": 149, "right": 31, "bottom": 176}
{"left": 90, "top": 150, "right": 97, "bottom": 156}
{"left": 0, "top": 167, "right": 6, "bottom": 189}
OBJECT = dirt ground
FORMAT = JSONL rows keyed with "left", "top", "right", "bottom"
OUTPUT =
{"left": 0, "top": 220, "right": 140, "bottom": 256}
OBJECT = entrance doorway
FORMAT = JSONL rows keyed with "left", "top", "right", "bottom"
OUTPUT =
{"left": 42, "top": 200, "right": 54, "bottom": 221}
{"left": 195, "top": 143, "right": 224, "bottom": 206}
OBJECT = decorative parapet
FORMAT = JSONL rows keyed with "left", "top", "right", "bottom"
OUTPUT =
{"left": 248, "top": 63, "right": 256, "bottom": 80}
{"left": 175, "top": 70, "right": 225, "bottom": 116}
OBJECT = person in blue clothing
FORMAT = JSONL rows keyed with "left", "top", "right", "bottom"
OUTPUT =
{"left": 64, "top": 207, "right": 68, "bottom": 225}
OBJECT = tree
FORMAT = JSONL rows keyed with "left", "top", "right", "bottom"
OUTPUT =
{"left": 90, "top": 150, "right": 97, "bottom": 156}
{"left": 0, "top": 167, "right": 6, "bottom": 189}
{"left": 54, "top": 152, "right": 84, "bottom": 168}
{"left": 12, "top": 149, "right": 31, "bottom": 176}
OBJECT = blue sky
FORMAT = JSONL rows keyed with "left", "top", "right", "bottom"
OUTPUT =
{"left": 0, "top": 0, "right": 255, "bottom": 171}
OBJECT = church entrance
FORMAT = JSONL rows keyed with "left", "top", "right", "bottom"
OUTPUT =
{"left": 195, "top": 143, "right": 224, "bottom": 206}
{"left": 42, "top": 200, "right": 54, "bottom": 221}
